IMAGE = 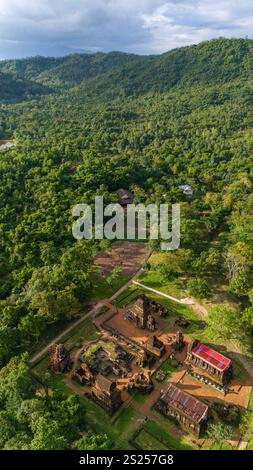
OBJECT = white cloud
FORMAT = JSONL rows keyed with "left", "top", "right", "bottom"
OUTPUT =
{"left": 0, "top": 0, "right": 252, "bottom": 59}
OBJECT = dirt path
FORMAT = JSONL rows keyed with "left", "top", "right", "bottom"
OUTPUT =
{"left": 30, "top": 304, "right": 102, "bottom": 364}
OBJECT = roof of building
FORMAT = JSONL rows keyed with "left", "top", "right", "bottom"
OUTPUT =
{"left": 95, "top": 374, "right": 117, "bottom": 393}
{"left": 191, "top": 341, "right": 231, "bottom": 372}
{"left": 116, "top": 188, "right": 134, "bottom": 204}
{"left": 160, "top": 383, "right": 208, "bottom": 423}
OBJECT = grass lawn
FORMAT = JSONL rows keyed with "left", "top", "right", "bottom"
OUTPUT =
{"left": 139, "top": 269, "right": 185, "bottom": 299}
{"left": 61, "top": 317, "right": 101, "bottom": 350}
{"left": 114, "top": 407, "right": 137, "bottom": 431}
{"left": 156, "top": 360, "right": 177, "bottom": 382}
{"left": 134, "top": 428, "right": 168, "bottom": 450}
{"left": 88, "top": 269, "right": 130, "bottom": 301}
{"left": 246, "top": 387, "right": 253, "bottom": 450}
{"left": 79, "top": 396, "right": 136, "bottom": 449}
{"left": 144, "top": 420, "right": 193, "bottom": 450}
{"left": 210, "top": 442, "right": 235, "bottom": 450}
{"left": 31, "top": 317, "right": 101, "bottom": 380}
{"left": 132, "top": 392, "right": 149, "bottom": 404}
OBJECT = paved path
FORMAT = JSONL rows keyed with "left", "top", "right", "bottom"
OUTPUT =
{"left": 132, "top": 281, "right": 194, "bottom": 304}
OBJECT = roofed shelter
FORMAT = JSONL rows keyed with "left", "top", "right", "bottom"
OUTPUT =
{"left": 116, "top": 188, "right": 134, "bottom": 206}
{"left": 187, "top": 339, "right": 233, "bottom": 386}
{"left": 157, "top": 383, "right": 209, "bottom": 437}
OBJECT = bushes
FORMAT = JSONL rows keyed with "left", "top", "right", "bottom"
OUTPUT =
{"left": 212, "top": 402, "right": 241, "bottom": 425}
{"left": 187, "top": 278, "right": 210, "bottom": 299}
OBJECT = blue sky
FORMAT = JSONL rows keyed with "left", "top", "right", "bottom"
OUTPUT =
{"left": 0, "top": 0, "right": 252, "bottom": 59}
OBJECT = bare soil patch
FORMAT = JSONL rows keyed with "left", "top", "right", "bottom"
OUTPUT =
{"left": 94, "top": 241, "right": 149, "bottom": 277}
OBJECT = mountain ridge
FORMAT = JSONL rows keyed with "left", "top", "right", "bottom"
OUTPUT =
{"left": 1, "top": 37, "right": 253, "bottom": 101}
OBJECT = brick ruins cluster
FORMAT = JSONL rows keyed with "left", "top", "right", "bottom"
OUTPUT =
{"left": 48, "top": 293, "right": 234, "bottom": 435}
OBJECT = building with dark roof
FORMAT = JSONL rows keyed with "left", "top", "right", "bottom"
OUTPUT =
{"left": 157, "top": 383, "right": 209, "bottom": 437}
{"left": 116, "top": 188, "right": 134, "bottom": 206}
{"left": 187, "top": 339, "right": 233, "bottom": 386}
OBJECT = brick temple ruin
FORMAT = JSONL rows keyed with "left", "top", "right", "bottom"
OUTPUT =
{"left": 91, "top": 374, "right": 122, "bottom": 415}
{"left": 156, "top": 383, "right": 209, "bottom": 437}
{"left": 49, "top": 343, "right": 72, "bottom": 374}
{"left": 124, "top": 295, "right": 156, "bottom": 331}
{"left": 145, "top": 334, "right": 166, "bottom": 358}
{"left": 48, "top": 292, "right": 240, "bottom": 433}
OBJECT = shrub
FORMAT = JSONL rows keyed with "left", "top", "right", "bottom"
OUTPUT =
{"left": 187, "top": 278, "right": 210, "bottom": 299}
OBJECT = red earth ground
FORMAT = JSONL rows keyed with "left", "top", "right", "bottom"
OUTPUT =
{"left": 94, "top": 241, "right": 149, "bottom": 277}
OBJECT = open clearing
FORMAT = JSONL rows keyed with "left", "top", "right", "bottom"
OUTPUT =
{"left": 94, "top": 241, "right": 149, "bottom": 277}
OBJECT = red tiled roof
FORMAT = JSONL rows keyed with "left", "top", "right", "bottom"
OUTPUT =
{"left": 160, "top": 383, "right": 208, "bottom": 423}
{"left": 191, "top": 342, "right": 231, "bottom": 371}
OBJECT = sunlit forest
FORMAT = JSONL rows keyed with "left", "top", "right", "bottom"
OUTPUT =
{"left": 0, "top": 37, "right": 253, "bottom": 449}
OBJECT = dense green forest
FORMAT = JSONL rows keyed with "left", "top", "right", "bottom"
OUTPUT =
{"left": 0, "top": 37, "right": 253, "bottom": 449}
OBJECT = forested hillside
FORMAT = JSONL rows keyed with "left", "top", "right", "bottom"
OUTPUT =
{"left": 0, "top": 37, "right": 253, "bottom": 448}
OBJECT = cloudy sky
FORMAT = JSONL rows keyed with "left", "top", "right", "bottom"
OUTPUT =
{"left": 0, "top": 0, "right": 252, "bottom": 59}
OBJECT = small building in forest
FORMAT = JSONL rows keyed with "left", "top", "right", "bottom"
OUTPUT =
{"left": 179, "top": 184, "right": 193, "bottom": 196}
{"left": 91, "top": 374, "right": 122, "bottom": 414}
{"left": 187, "top": 339, "right": 233, "bottom": 386}
{"left": 116, "top": 188, "right": 134, "bottom": 206}
{"left": 124, "top": 295, "right": 156, "bottom": 331}
{"left": 156, "top": 383, "right": 209, "bottom": 437}
{"left": 49, "top": 344, "right": 72, "bottom": 374}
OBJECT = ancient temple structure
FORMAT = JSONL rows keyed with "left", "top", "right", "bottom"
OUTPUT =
{"left": 73, "top": 362, "right": 95, "bottom": 385}
{"left": 145, "top": 334, "right": 166, "bottom": 358}
{"left": 49, "top": 344, "right": 72, "bottom": 374}
{"left": 91, "top": 374, "right": 122, "bottom": 414}
{"left": 124, "top": 295, "right": 156, "bottom": 331}
{"left": 187, "top": 339, "right": 233, "bottom": 386}
{"left": 156, "top": 383, "right": 209, "bottom": 437}
{"left": 172, "top": 330, "right": 185, "bottom": 352}
{"left": 136, "top": 349, "right": 154, "bottom": 368}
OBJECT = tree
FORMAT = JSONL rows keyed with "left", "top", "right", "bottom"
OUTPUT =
{"left": 3, "top": 432, "right": 31, "bottom": 450}
{"left": 30, "top": 417, "right": 68, "bottom": 450}
{"left": 106, "top": 267, "right": 122, "bottom": 286}
{"left": 229, "top": 269, "right": 251, "bottom": 297}
{"left": 187, "top": 278, "right": 210, "bottom": 299}
{"left": 207, "top": 305, "right": 247, "bottom": 344}
{"left": 73, "top": 432, "right": 112, "bottom": 450}
{"left": 207, "top": 422, "right": 234, "bottom": 449}
{"left": 240, "top": 410, "right": 253, "bottom": 442}
{"left": 0, "top": 353, "right": 36, "bottom": 408}
{"left": 0, "top": 411, "right": 17, "bottom": 448}
{"left": 242, "top": 307, "right": 253, "bottom": 329}
{"left": 159, "top": 264, "right": 177, "bottom": 282}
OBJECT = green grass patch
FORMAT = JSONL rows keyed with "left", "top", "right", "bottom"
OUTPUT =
{"left": 88, "top": 269, "right": 130, "bottom": 301}
{"left": 132, "top": 392, "right": 149, "bottom": 404}
{"left": 114, "top": 407, "right": 138, "bottom": 433}
{"left": 156, "top": 360, "right": 177, "bottom": 382}
{"left": 145, "top": 420, "right": 193, "bottom": 450}
{"left": 62, "top": 318, "right": 101, "bottom": 350}
{"left": 134, "top": 428, "right": 168, "bottom": 450}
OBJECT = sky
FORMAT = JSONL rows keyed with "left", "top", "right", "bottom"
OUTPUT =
{"left": 0, "top": 0, "right": 253, "bottom": 59}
